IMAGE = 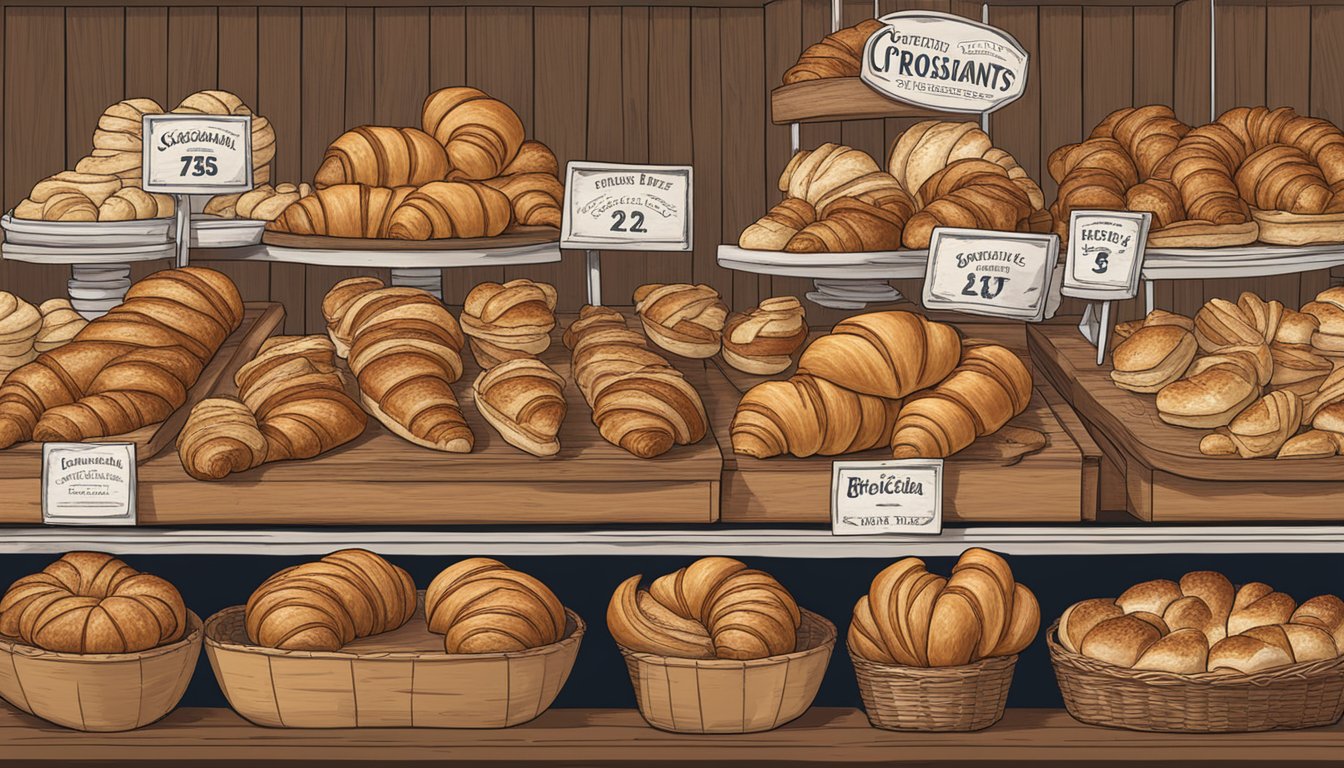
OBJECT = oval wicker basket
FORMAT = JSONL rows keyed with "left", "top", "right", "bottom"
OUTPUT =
{"left": 204, "top": 595, "right": 584, "bottom": 729}
{"left": 1048, "top": 621, "right": 1344, "bottom": 732}
{"left": 849, "top": 641, "right": 1017, "bottom": 732}
{"left": 0, "top": 612, "right": 203, "bottom": 732}
{"left": 617, "top": 608, "right": 836, "bottom": 734}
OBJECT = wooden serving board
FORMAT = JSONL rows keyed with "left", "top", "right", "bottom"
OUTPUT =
{"left": 131, "top": 311, "right": 723, "bottom": 526}
{"left": 710, "top": 322, "right": 1101, "bottom": 523}
{"left": 1028, "top": 322, "right": 1344, "bottom": 522}
{"left": 261, "top": 226, "right": 559, "bottom": 251}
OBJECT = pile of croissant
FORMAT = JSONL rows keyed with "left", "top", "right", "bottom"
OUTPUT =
{"left": 732, "top": 311, "right": 1035, "bottom": 460}
{"left": 267, "top": 87, "right": 563, "bottom": 240}
{"left": 1110, "top": 289, "right": 1344, "bottom": 458}
{"left": 1051, "top": 104, "right": 1344, "bottom": 246}
{"left": 738, "top": 122, "right": 1049, "bottom": 253}
{"left": 15, "top": 90, "right": 275, "bottom": 222}
{"left": 1058, "top": 571, "right": 1344, "bottom": 675}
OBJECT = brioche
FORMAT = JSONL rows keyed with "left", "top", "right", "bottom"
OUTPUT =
{"left": 426, "top": 558, "right": 566, "bottom": 653}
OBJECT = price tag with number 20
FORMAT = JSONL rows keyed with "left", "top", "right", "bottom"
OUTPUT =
{"left": 141, "top": 114, "right": 254, "bottom": 195}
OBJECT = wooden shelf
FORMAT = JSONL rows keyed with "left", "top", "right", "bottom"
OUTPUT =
{"left": 771, "top": 79, "right": 963, "bottom": 125}
{"left": 3, "top": 706, "right": 1341, "bottom": 766}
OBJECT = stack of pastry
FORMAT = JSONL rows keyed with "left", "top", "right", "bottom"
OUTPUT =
{"left": 562, "top": 305, "right": 708, "bottom": 459}
{"left": 607, "top": 556, "right": 802, "bottom": 660}
{"left": 205, "top": 183, "right": 313, "bottom": 221}
{"left": 461, "top": 280, "right": 558, "bottom": 367}
{"left": 426, "top": 558, "right": 567, "bottom": 653}
{"left": 245, "top": 549, "right": 416, "bottom": 651}
{"left": 269, "top": 87, "right": 562, "bottom": 240}
{"left": 849, "top": 549, "right": 1039, "bottom": 667}
{"left": 0, "top": 552, "right": 188, "bottom": 653}
{"left": 721, "top": 297, "right": 808, "bottom": 375}
{"left": 633, "top": 283, "right": 728, "bottom": 359}
{"left": 177, "top": 335, "right": 367, "bottom": 480}
{"left": 322, "top": 277, "right": 474, "bottom": 453}
{"left": 1, "top": 296, "right": 89, "bottom": 381}
{"left": 731, "top": 311, "right": 1033, "bottom": 460}
{"left": 1057, "top": 571, "right": 1344, "bottom": 675}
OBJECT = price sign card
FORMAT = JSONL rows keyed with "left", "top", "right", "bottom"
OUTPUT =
{"left": 922, "top": 227, "right": 1060, "bottom": 322}
{"left": 142, "top": 114, "right": 253, "bottom": 194}
{"left": 561, "top": 161, "right": 692, "bottom": 251}
{"left": 831, "top": 459, "right": 943, "bottom": 536}
{"left": 42, "top": 443, "right": 137, "bottom": 526}
{"left": 1062, "top": 210, "right": 1152, "bottom": 301}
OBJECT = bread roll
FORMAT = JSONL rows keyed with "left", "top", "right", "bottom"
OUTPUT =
{"left": 1208, "top": 634, "right": 1294, "bottom": 674}
{"left": 1132, "top": 628, "right": 1209, "bottom": 674}
{"left": 1116, "top": 579, "right": 1183, "bottom": 616}
{"left": 1080, "top": 615, "right": 1162, "bottom": 668}
{"left": 1227, "top": 588, "right": 1296, "bottom": 636}
{"left": 1058, "top": 598, "right": 1124, "bottom": 653}
{"left": 1110, "top": 325, "right": 1197, "bottom": 393}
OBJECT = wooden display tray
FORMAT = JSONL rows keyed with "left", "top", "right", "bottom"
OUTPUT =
{"left": 770, "top": 79, "right": 963, "bottom": 125}
{"left": 2, "top": 706, "right": 1338, "bottom": 766}
{"left": 128, "top": 312, "right": 722, "bottom": 526}
{"left": 1028, "top": 322, "right": 1344, "bottom": 522}
{"left": 261, "top": 226, "right": 559, "bottom": 251}
{"left": 0, "top": 302, "right": 285, "bottom": 520}
{"left": 707, "top": 321, "right": 1101, "bottom": 523}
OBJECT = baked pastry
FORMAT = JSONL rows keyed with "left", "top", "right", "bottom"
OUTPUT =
{"left": 889, "top": 121, "right": 1045, "bottom": 210}
{"left": 1304, "top": 367, "right": 1344, "bottom": 433}
{"left": 782, "top": 18, "right": 882, "bottom": 83}
{"left": 385, "top": 181, "right": 512, "bottom": 240}
{"left": 731, "top": 374, "right": 900, "bottom": 459}
{"left": 1301, "top": 287, "right": 1344, "bottom": 357}
{"left": 472, "top": 358, "right": 566, "bottom": 457}
{"left": 1269, "top": 342, "right": 1331, "bottom": 395}
{"left": 98, "top": 187, "right": 174, "bottom": 221}
{"left": 798, "top": 311, "right": 961, "bottom": 400}
{"left": 502, "top": 140, "right": 559, "bottom": 177}
{"left": 607, "top": 557, "right": 801, "bottom": 660}
{"left": 245, "top": 549, "right": 416, "bottom": 651}
{"left": 33, "top": 299, "right": 86, "bottom": 355}
{"left": 314, "top": 126, "right": 450, "bottom": 189}
{"left": 0, "top": 293, "right": 41, "bottom": 378}
{"left": 786, "top": 196, "right": 909, "bottom": 252}
{"left": 14, "top": 171, "right": 122, "bottom": 221}
{"left": 426, "top": 558, "right": 566, "bottom": 653}
{"left": 721, "top": 297, "right": 808, "bottom": 375}
{"left": 633, "top": 283, "right": 728, "bottom": 359}
{"left": 890, "top": 342, "right": 1033, "bottom": 459}
{"left": 78, "top": 98, "right": 165, "bottom": 183}
{"left": 481, "top": 172, "right": 563, "bottom": 228}
{"left": 849, "top": 549, "right": 1039, "bottom": 667}
{"left": 267, "top": 184, "right": 414, "bottom": 238}
{"left": 901, "top": 158, "right": 1038, "bottom": 249}
{"left": 1155, "top": 349, "right": 1263, "bottom": 428}
{"left": 461, "top": 279, "right": 557, "bottom": 368}
{"left": 563, "top": 306, "right": 708, "bottom": 458}
{"left": 781, "top": 143, "right": 882, "bottom": 208}
{"left": 0, "top": 268, "right": 243, "bottom": 449}
{"left": 422, "top": 87, "right": 527, "bottom": 180}
{"left": 1199, "top": 390, "right": 1302, "bottom": 458}
{"left": 170, "top": 90, "right": 276, "bottom": 184}
{"left": 0, "top": 552, "right": 187, "bottom": 653}
{"left": 738, "top": 199, "right": 816, "bottom": 250}
{"left": 1278, "top": 429, "right": 1344, "bottom": 458}
{"left": 1110, "top": 324, "right": 1198, "bottom": 393}
{"left": 206, "top": 183, "right": 313, "bottom": 221}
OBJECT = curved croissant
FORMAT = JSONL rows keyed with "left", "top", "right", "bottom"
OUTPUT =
{"left": 798, "top": 311, "right": 961, "bottom": 400}
{"left": 732, "top": 374, "right": 899, "bottom": 459}
{"left": 385, "top": 181, "right": 511, "bottom": 240}
{"left": 313, "top": 126, "right": 450, "bottom": 189}
{"left": 268, "top": 184, "right": 413, "bottom": 238}
{"left": 902, "top": 159, "right": 1037, "bottom": 249}
{"left": 481, "top": 172, "right": 563, "bottom": 228}
{"left": 422, "top": 87, "right": 527, "bottom": 180}
{"left": 425, "top": 557, "right": 566, "bottom": 653}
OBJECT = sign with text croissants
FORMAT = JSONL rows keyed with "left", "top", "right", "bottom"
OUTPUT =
{"left": 861, "top": 11, "right": 1029, "bottom": 115}
{"left": 922, "top": 227, "right": 1061, "bottom": 322}
{"left": 831, "top": 459, "right": 943, "bottom": 536}
{"left": 561, "top": 161, "right": 692, "bottom": 251}
{"left": 42, "top": 442, "right": 137, "bottom": 526}
{"left": 142, "top": 114, "right": 254, "bottom": 194}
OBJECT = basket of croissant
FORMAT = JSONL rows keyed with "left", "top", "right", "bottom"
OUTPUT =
{"left": 606, "top": 556, "right": 835, "bottom": 733}
{"left": 0, "top": 552, "right": 201, "bottom": 731}
{"left": 1050, "top": 571, "right": 1344, "bottom": 732}
{"left": 205, "top": 550, "right": 584, "bottom": 728}
{"left": 847, "top": 548, "right": 1039, "bottom": 732}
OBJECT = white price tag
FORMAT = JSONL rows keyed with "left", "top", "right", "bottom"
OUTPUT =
{"left": 1062, "top": 210, "right": 1152, "bottom": 300}
{"left": 831, "top": 459, "right": 943, "bottom": 536}
{"left": 561, "top": 161, "right": 692, "bottom": 251}
{"left": 922, "top": 227, "right": 1060, "bottom": 322}
{"left": 142, "top": 114, "right": 253, "bottom": 194}
{"left": 42, "top": 443, "right": 137, "bottom": 526}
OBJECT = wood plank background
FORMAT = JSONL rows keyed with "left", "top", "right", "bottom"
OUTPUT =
{"left": 0, "top": 0, "right": 1339, "bottom": 331}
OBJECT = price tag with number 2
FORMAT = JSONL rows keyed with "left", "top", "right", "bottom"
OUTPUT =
{"left": 141, "top": 114, "right": 253, "bottom": 195}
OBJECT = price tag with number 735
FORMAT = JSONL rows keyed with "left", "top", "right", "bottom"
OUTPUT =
{"left": 141, "top": 114, "right": 253, "bottom": 195}
{"left": 560, "top": 161, "right": 692, "bottom": 251}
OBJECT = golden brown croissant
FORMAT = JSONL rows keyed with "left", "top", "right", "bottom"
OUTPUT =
{"left": 798, "top": 311, "right": 962, "bottom": 399}
{"left": 732, "top": 374, "right": 900, "bottom": 459}
{"left": 903, "top": 158, "right": 1036, "bottom": 249}
{"left": 422, "top": 87, "right": 526, "bottom": 180}
{"left": 739, "top": 198, "right": 816, "bottom": 250}
{"left": 887, "top": 121, "right": 994, "bottom": 196}
{"left": 314, "top": 126, "right": 450, "bottom": 189}
{"left": 385, "top": 181, "right": 512, "bottom": 240}
{"left": 633, "top": 283, "right": 728, "bottom": 358}
{"left": 786, "top": 197, "right": 908, "bottom": 252}
{"left": 1235, "top": 144, "right": 1335, "bottom": 213}
{"left": 98, "top": 187, "right": 174, "bottom": 221}
{"left": 460, "top": 279, "right": 557, "bottom": 368}
{"left": 0, "top": 293, "right": 41, "bottom": 378}
{"left": 481, "top": 172, "right": 563, "bottom": 228}
{"left": 267, "top": 184, "right": 413, "bottom": 238}
{"left": 473, "top": 358, "right": 566, "bottom": 457}
{"left": 780, "top": 143, "right": 881, "bottom": 207}
{"left": 426, "top": 557, "right": 566, "bottom": 653}
{"left": 501, "top": 140, "right": 559, "bottom": 177}
{"left": 782, "top": 19, "right": 882, "bottom": 83}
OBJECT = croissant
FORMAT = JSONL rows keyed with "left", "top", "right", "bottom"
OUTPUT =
{"left": 1126, "top": 179, "right": 1186, "bottom": 229}
{"left": 385, "top": 181, "right": 512, "bottom": 240}
{"left": 98, "top": 187, "right": 174, "bottom": 221}
{"left": 1094, "top": 105, "right": 1190, "bottom": 181}
{"left": 473, "top": 358, "right": 566, "bottom": 457}
{"left": 460, "top": 279, "right": 557, "bottom": 368}
{"left": 786, "top": 197, "right": 908, "bottom": 252}
{"left": 779, "top": 143, "right": 881, "bottom": 207}
{"left": 739, "top": 198, "right": 816, "bottom": 250}
{"left": 208, "top": 183, "right": 312, "bottom": 221}
{"left": 732, "top": 374, "right": 900, "bottom": 459}
{"left": 314, "top": 126, "right": 449, "bottom": 189}
{"left": 501, "top": 140, "right": 559, "bottom": 177}
{"left": 902, "top": 159, "right": 1036, "bottom": 249}
{"left": 721, "top": 296, "right": 808, "bottom": 375}
{"left": 798, "top": 311, "right": 962, "bottom": 399}
{"left": 1304, "top": 367, "right": 1344, "bottom": 433}
{"left": 633, "top": 283, "right": 728, "bottom": 359}
{"left": 268, "top": 184, "right": 414, "bottom": 238}
{"left": 1199, "top": 389, "right": 1302, "bottom": 458}
{"left": 890, "top": 342, "right": 1034, "bottom": 459}
{"left": 1156, "top": 349, "right": 1264, "bottom": 428}
{"left": 1235, "top": 144, "right": 1334, "bottom": 213}
{"left": 481, "top": 172, "right": 563, "bottom": 228}
{"left": 0, "top": 294, "right": 41, "bottom": 377}
{"left": 33, "top": 299, "right": 86, "bottom": 355}
{"left": 93, "top": 98, "right": 162, "bottom": 152}
{"left": 422, "top": 87, "right": 526, "bottom": 180}
{"left": 887, "top": 121, "right": 993, "bottom": 197}
{"left": 426, "top": 557, "right": 566, "bottom": 653}
{"left": 782, "top": 19, "right": 882, "bottom": 83}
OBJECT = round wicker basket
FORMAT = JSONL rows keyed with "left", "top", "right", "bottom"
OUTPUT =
{"left": 617, "top": 608, "right": 836, "bottom": 734}
{"left": 849, "top": 642, "right": 1017, "bottom": 732}
{"left": 0, "top": 612, "right": 203, "bottom": 732}
{"left": 1048, "top": 621, "right": 1344, "bottom": 732}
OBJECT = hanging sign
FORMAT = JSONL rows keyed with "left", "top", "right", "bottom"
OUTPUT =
{"left": 42, "top": 443, "right": 137, "bottom": 526}
{"left": 861, "top": 11, "right": 1029, "bottom": 115}
{"left": 1062, "top": 210, "right": 1152, "bottom": 300}
{"left": 561, "top": 161, "right": 693, "bottom": 251}
{"left": 142, "top": 114, "right": 253, "bottom": 194}
{"left": 922, "top": 227, "right": 1060, "bottom": 322}
{"left": 831, "top": 459, "right": 943, "bottom": 536}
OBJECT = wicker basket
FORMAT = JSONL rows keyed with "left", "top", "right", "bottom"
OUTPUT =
{"left": 0, "top": 612, "right": 203, "bottom": 732}
{"left": 618, "top": 608, "right": 835, "bottom": 734}
{"left": 849, "top": 642, "right": 1017, "bottom": 732}
{"left": 205, "top": 594, "right": 584, "bottom": 729}
{"left": 1048, "top": 621, "right": 1344, "bottom": 732}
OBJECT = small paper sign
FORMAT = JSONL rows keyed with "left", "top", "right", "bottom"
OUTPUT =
{"left": 1062, "top": 210, "right": 1152, "bottom": 301}
{"left": 42, "top": 443, "right": 137, "bottom": 526}
{"left": 142, "top": 114, "right": 253, "bottom": 194}
{"left": 831, "top": 459, "right": 943, "bottom": 536}
{"left": 922, "top": 227, "right": 1060, "bottom": 322}
{"left": 561, "top": 161, "right": 692, "bottom": 251}
{"left": 861, "top": 11, "right": 1029, "bottom": 115}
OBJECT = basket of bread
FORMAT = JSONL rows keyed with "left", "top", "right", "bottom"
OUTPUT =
{"left": 0, "top": 552, "right": 201, "bottom": 731}
{"left": 847, "top": 548, "right": 1039, "bottom": 732}
{"left": 205, "top": 550, "right": 583, "bottom": 728}
{"left": 606, "top": 556, "right": 835, "bottom": 733}
{"left": 1050, "top": 571, "right": 1344, "bottom": 732}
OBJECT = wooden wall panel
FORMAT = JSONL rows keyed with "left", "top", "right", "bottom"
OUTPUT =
{"left": 690, "top": 7, "right": 728, "bottom": 302}
{"left": 167, "top": 7, "right": 217, "bottom": 109}
{"left": 720, "top": 7, "right": 767, "bottom": 310}
{"left": 645, "top": 7, "right": 695, "bottom": 290}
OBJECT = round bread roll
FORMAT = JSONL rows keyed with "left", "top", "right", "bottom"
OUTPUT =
{"left": 1208, "top": 634, "right": 1294, "bottom": 674}
{"left": 1116, "top": 579, "right": 1183, "bottom": 616}
{"left": 1058, "top": 598, "right": 1124, "bottom": 653}
{"left": 1227, "top": 586, "right": 1296, "bottom": 636}
{"left": 1132, "top": 628, "right": 1209, "bottom": 674}
{"left": 425, "top": 557, "right": 566, "bottom": 654}
{"left": 1080, "top": 615, "right": 1162, "bottom": 668}
{"left": 1110, "top": 325, "right": 1197, "bottom": 393}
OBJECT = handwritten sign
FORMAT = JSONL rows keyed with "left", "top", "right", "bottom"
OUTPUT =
{"left": 42, "top": 443, "right": 136, "bottom": 526}
{"left": 561, "top": 161, "right": 692, "bottom": 251}
{"left": 142, "top": 114, "right": 253, "bottom": 194}
{"left": 922, "top": 227, "right": 1060, "bottom": 322}
{"left": 831, "top": 459, "right": 943, "bottom": 536}
{"left": 861, "top": 11, "right": 1029, "bottom": 115}
{"left": 1063, "top": 210, "right": 1152, "bottom": 300}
